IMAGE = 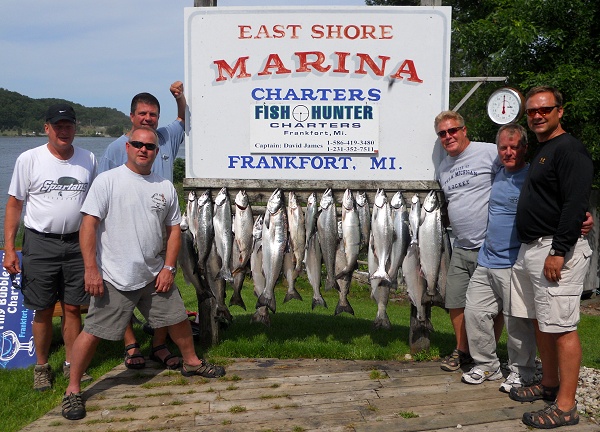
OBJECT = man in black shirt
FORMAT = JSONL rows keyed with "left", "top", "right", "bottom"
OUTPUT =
{"left": 509, "top": 86, "right": 593, "bottom": 429}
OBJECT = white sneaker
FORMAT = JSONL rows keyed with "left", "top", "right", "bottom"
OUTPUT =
{"left": 499, "top": 371, "right": 532, "bottom": 393}
{"left": 461, "top": 366, "right": 503, "bottom": 385}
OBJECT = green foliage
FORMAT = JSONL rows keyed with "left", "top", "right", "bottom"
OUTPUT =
{"left": 366, "top": 0, "right": 600, "bottom": 184}
{"left": 173, "top": 157, "right": 185, "bottom": 184}
{"left": 0, "top": 88, "right": 130, "bottom": 135}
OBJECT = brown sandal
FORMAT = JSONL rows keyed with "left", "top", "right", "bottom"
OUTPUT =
{"left": 509, "top": 382, "right": 559, "bottom": 402}
{"left": 522, "top": 401, "right": 579, "bottom": 429}
{"left": 181, "top": 360, "right": 225, "bottom": 378}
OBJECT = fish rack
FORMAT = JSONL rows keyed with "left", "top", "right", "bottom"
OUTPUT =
{"left": 184, "top": 177, "right": 445, "bottom": 353}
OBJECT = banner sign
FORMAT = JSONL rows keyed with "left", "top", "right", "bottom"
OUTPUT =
{"left": 184, "top": 6, "right": 452, "bottom": 181}
{"left": 0, "top": 251, "right": 36, "bottom": 370}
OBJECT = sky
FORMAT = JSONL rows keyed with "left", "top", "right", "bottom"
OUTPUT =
{"left": 0, "top": 0, "right": 367, "bottom": 122}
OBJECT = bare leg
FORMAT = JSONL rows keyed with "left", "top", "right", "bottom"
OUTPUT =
{"left": 450, "top": 307, "right": 469, "bottom": 353}
{"left": 555, "top": 330, "right": 581, "bottom": 411}
{"left": 61, "top": 302, "right": 83, "bottom": 364}
{"left": 32, "top": 308, "right": 54, "bottom": 365}
{"left": 533, "top": 320, "right": 560, "bottom": 388}
{"left": 65, "top": 331, "right": 101, "bottom": 395}
{"left": 150, "top": 327, "right": 180, "bottom": 368}
{"left": 493, "top": 313, "right": 504, "bottom": 343}
{"left": 167, "top": 320, "right": 201, "bottom": 367}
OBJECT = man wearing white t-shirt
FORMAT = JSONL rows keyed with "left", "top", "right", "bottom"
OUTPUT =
{"left": 3, "top": 104, "right": 97, "bottom": 391}
{"left": 62, "top": 126, "right": 224, "bottom": 421}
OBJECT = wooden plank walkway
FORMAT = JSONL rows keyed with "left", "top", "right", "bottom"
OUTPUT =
{"left": 20, "top": 358, "right": 599, "bottom": 432}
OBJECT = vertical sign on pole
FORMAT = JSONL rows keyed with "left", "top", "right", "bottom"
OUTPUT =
{"left": 0, "top": 251, "right": 36, "bottom": 369}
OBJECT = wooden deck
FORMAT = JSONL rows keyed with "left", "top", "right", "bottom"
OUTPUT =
{"left": 21, "top": 358, "right": 599, "bottom": 432}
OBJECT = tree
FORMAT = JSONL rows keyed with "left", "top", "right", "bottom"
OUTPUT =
{"left": 366, "top": 0, "right": 600, "bottom": 183}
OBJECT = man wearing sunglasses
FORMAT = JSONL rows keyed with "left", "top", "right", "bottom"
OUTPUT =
{"left": 509, "top": 86, "right": 593, "bottom": 429}
{"left": 62, "top": 126, "right": 225, "bottom": 421}
{"left": 434, "top": 111, "right": 503, "bottom": 373}
{"left": 98, "top": 82, "right": 186, "bottom": 371}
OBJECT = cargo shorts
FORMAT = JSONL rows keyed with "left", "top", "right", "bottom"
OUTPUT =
{"left": 511, "top": 236, "right": 592, "bottom": 333}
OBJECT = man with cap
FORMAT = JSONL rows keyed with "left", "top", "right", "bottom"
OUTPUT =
{"left": 3, "top": 103, "right": 97, "bottom": 391}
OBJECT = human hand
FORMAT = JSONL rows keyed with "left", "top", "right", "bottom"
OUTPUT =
{"left": 2, "top": 250, "right": 20, "bottom": 275}
{"left": 154, "top": 269, "right": 175, "bottom": 293}
{"left": 581, "top": 211, "right": 594, "bottom": 236}
{"left": 170, "top": 81, "right": 184, "bottom": 100}
{"left": 85, "top": 268, "right": 104, "bottom": 297}
{"left": 543, "top": 255, "right": 564, "bottom": 282}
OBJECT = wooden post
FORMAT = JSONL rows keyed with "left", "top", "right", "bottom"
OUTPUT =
{"left": 409, "top": 304, "right": 432, "bottom": 354}
{"left": 197, "top": 298, "right": 220, "bottom": 348}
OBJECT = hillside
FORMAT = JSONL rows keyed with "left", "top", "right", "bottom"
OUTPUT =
{"left": 0, "top": 88, "right": 130, "bottom": 137}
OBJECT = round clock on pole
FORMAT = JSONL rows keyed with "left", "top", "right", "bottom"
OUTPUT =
{"left": 486, "top": 87, "right": 525, "bottom": 125}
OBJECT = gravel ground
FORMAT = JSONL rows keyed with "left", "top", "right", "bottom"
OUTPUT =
{"left": 577, "top": 366, "right": 600, "bottom": 423}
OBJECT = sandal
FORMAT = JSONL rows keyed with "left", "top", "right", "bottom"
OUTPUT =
{"left": 522, "top": 401, "right": 579, "bottom": 429}
{"left": 124, "top": 343, "right": 146, "bottom": 370}
{"left": 440, "top": 349, "right": 473, "bottom": 372}
{"left": 150, "top": 344, "right": 181, "bottom": 370}
{"left": 509, "top": 382, "right": 559, "bottom": 402}
{"left": 181, "top": 360, "right": 225, "bottom": 378}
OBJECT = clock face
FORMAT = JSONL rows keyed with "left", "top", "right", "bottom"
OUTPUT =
{"left": 487, "top": 88, "right": 524, "bottom": 125}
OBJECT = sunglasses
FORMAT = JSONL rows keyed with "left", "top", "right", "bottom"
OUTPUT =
{"left": 436, "top": 126, "right": 464, "bottom": 138}
{"left": 526, "top": 106, "right": 558, "bottom": 117}
{"left": 129, "top": 141, "right": 157, "bottom": 151}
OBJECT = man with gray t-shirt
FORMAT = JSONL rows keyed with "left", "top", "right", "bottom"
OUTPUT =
{"left": 62, "top": 126, "right": 224, "bottom": 421}
{"left": 434, "top": 110, "right": 502, "bottom": 372}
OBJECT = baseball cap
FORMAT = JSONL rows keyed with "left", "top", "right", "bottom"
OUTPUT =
{"left": 45, "top": 103, "right": 76, "bottom": 124}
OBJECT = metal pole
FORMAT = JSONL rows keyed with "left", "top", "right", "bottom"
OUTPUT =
{"left": 194, "top": 0, "right": 217, "bottom": 6}
{"left": 420, "top": 0, "right": 441, "bottom": 5}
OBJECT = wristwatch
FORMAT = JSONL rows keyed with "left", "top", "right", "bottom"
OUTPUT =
{"left": 549, "top": 248, "right": 566, "bottom": 257}
{"left": 163, "top": 265, "right": 177, "bottom": 275}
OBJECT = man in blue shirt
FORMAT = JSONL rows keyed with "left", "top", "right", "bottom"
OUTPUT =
{"left": 462, "top": 124, "right": 537, "bottom": 391}
{"left": 98, "top": 81, "right": 186, "bottom": 370}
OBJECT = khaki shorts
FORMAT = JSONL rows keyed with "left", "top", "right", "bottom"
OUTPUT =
{"left": 445, "top": 247, "right": 479, "bottom": 309}
{"left": 84, "top": 280, "right": 188, "bottom": 341}
{"left": 510, "top": 236, "right": 592, "bottom": 333}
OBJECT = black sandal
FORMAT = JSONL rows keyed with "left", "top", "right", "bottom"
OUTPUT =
{"left": 509, "top": 382, "right": 559, "bottom": 402}
{"left": 522, "top": 401, "right": 579, "bottom": 429}
{"left": 181, "top": 360, "right": 225, "bottom": 378}
{"left": 124, "top": 343, "right": 146, "bottom": 370}
{"left": 150, "top": 344, "right": 181, "bottom": 370}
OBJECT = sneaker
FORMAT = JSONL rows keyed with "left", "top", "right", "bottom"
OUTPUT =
{"left": 440, "top": 349, "right": 473, "bottom": 372}
{"left": 499, "top": 371, "right": 532, "bottom": 393}
{"left": 63, "top": 362, "right": 93, "bottom": 383}
{"left": 33, "top": 363, "right": 53, "bottom": 391}
{"left": 62, "top": 392, "right": 86, "bottom": 420}
{"left": 462, "top": 366, "right": 503, "bottom": 384}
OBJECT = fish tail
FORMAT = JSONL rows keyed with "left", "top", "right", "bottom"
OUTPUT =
{"left": 250, "top": 307, "right": 270, "bottom": 327}
{"left": 370, "top": 269, "right": 392, "bottom": 283}
{"left": 219, "top": 267, "right": 234, "bottom": 283}
{"left": 228, "top": 292, "right": 246, "bottom": 310}
{"left": 334, "top": 267, "right": 352, "bottom": 279}
{"left": 334, "top": 301, "right": 354, "bottom": 316}
{"left": 283, "top": 288, "right": 303, "bottom": 303}
{"left": 311, "top": 296, "right": 327, "bottom": 310}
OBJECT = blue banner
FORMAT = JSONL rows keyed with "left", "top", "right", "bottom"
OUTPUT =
{"left": 0, "top": 251, "right": 36, "bottom": 369}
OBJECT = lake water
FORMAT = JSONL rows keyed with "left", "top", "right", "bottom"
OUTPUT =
{"left": 0, "top": 136, "right": 185, "bottom": 242}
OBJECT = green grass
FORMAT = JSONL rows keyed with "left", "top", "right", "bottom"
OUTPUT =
{"left": 1, "top": 271, "right": 599, "bottom": 432}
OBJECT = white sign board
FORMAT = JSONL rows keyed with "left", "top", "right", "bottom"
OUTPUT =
{"left": 185, "top": 6, "right": 451, "bottom": 181}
